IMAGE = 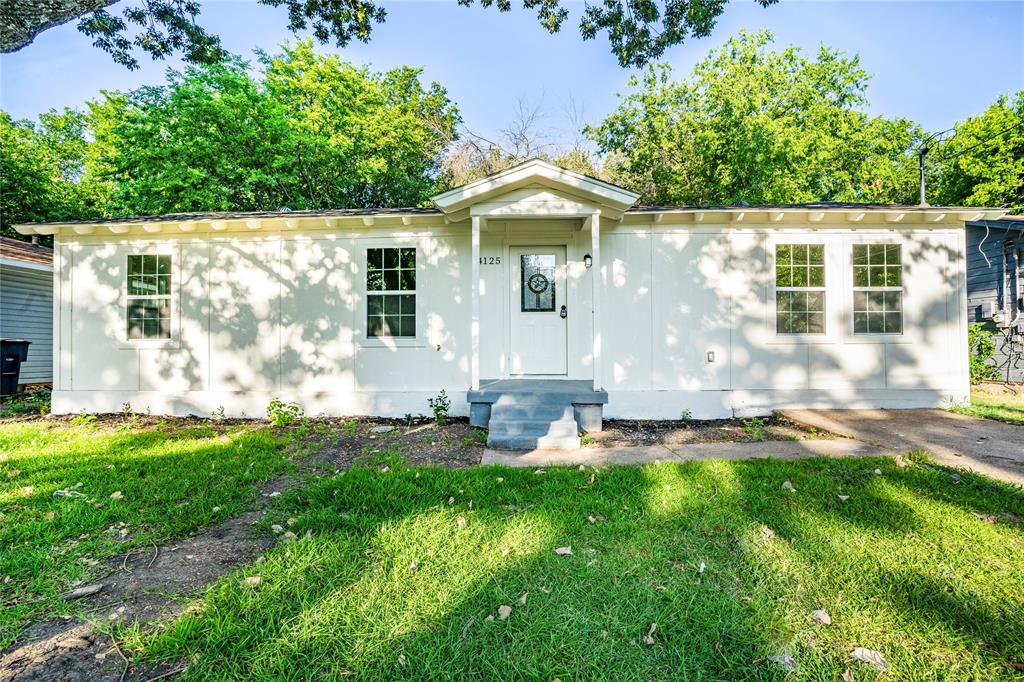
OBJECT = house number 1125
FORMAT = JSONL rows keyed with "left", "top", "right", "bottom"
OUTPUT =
{"left": 479, "top": 256, "right": 501, "bottom": 265}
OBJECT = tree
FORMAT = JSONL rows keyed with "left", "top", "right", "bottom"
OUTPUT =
{"left": 1, "top": 0, "right": 777, "bottom": 70}
{"left": 0, "top": 108, "right": 105, "bottom": 238}
{"left": 931, "top": 91, "right": 1023, "bottom": 211}
{"left": 260, "top": 41, "right": 459, "bottom": 208}
{"left": 588, "top": 30, "right": 922, "bottom": 206}
{"left": 89, "top": 42, "right": 459, "bottom": 215}
{"left": 442, "top": 98, "right": 602, "bottom": 187}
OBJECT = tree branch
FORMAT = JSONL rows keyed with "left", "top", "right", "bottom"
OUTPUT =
{"left": 1, "top": 0, "right": 118, "bottom": 52}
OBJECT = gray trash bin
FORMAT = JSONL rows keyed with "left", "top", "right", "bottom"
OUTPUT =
{"left": 1, "top": 339, "right": 32, "bottom": 397}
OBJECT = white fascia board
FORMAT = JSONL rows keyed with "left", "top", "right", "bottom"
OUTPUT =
{"left": 0, "top": 257, "right": 53, "bottom": 272}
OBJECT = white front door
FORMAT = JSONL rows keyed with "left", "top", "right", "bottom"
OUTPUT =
{"left": 509, "top": 246, "right": 567, "bottom": 375}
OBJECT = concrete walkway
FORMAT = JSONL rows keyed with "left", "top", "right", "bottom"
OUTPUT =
{"left": 781, "top": 409, "right": 1024, "bottom": 486}
{"left": 482, "top": 438, "right": 881, "bottom": 468}
{"left": 482, "top": 409, "right": 1024, "bottom": 486}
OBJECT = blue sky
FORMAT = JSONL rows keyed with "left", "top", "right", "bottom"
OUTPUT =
{"left": 1, "top": 0, "right": 1022, "bottom": 146}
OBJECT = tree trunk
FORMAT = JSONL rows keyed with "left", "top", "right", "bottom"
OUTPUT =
{"left": 1, "top": 0, "right": 118, "bottom": 52}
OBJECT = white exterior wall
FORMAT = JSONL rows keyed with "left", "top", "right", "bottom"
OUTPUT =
{"left": 597, "top": 222, "right": 969, "bottom": 418}
{"left": 50, "top": 216, "right": 970, "bottom": 419}
{"left": 54, "top": 225, "right": 475, "bottom": 417}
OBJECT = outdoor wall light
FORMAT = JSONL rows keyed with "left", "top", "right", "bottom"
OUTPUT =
{"left": 583, "top": 254, "right": 593, "bottom": 269}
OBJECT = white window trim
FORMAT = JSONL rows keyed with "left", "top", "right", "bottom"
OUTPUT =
{"left": 844, "top": 236, "right": 910, "bottom": 343}
{"left": 765, "top": 235, "right": 839, "bottom": 344}
{"left": 118, "top": 246, "right": 181, "bottom": 349}
{"left": 356, "top": 242, "right": 426, "bottom": 349}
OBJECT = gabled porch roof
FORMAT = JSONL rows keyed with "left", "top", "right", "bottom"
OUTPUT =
{"left": 432, "top": 159, "right": 641, "bottom": 222}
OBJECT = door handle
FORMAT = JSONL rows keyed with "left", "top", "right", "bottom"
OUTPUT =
{"left": 560, "top": 305, "right": 567, "bottom": 319}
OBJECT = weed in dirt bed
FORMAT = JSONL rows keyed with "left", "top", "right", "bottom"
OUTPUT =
{"left": 126, "top": 456, "right": 1023, "bottom": 681}
{"left": 0, "top": 388, "right": 51, "bottom": 418}
{"left": 590, "top": 414, "right": 822, "bottom": 447}
{"left": 0, "top": 420, "right": 292, "bottom": 647}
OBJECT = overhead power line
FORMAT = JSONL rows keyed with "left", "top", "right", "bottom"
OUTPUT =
{"left": 933, "top": 120, "right": 1024, "bottom": 164}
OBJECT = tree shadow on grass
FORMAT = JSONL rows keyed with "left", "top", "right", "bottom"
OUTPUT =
{"left": 131, "top": 456, "right": 1024, "bottom": 680}
{"left": 0, "top": 422, "right": 290, "bottom": 645}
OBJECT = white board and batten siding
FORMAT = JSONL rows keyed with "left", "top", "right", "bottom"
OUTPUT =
{"left": 17, "top": 161, "right": 997, "bottom": 419}
{"left": 43, "top": 218, "right": 970, "bottom": 419}
{"left": 0, "top": 262, "right": 54, "bottom": 385}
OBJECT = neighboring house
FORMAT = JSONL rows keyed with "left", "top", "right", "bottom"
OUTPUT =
{"left": 0, "top": 236, "right": 54, "bottom": 387}
{"left": 13, "top": 161, "right": 1005, "bottom": 446}
{"left": 965, "top": 216, "right": 1024, "bottom": 382}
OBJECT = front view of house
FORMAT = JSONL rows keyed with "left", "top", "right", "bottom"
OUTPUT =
{"left": 15, "top": 160, "right": 1005, "bottom": 442}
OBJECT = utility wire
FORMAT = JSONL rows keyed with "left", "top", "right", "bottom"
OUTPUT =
{"left": 931, "top": 119, "right": 1024, "bottom": 164}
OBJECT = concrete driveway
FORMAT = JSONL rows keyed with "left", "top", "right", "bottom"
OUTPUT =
{"left": 782, "top": 409, "right": 1024, "bottom": 486}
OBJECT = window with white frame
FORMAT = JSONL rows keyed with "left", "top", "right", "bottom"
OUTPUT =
{"left": 853, "top": 244, "right": 903, "bottom": 334}
{"left": 366, "top": 247, "right": 416, "bottom": 338}
{"left": 126, "top": 255, "right": 172, "bottom": 339}
{"left": 775, "top": 243, "right": 826, "bottom": 334}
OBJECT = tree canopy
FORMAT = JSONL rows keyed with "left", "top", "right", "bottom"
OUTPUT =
{"left": 931, "top": 91, "right": 1024, "bottom": 211}
{"left": 0, "top": 108, "right": 107, "bottom": 237}
{"left": 1, "top": 0, "right": 776, "bottom": 70}
{"left": 588, "top": 30, "right": 923, "bottom": 206}
{"left": 2, "top": 33, "right": 1020, "bottom": 243}
{"left": 1, "top": 41, "right": 459, "bottom": 237}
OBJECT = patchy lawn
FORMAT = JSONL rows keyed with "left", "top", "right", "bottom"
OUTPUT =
{"left": 950, "top": 384, "right": 1024, "bottom": 425}
{"left": 0, "top": 418, "right": 292, "bottom": 647}
{"left": 127, "top": 453, "right": 1024, "bottom": 681}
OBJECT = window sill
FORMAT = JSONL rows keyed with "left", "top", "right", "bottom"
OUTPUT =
{"left": 845, "top": 333, "right": 912, "bottom": 345}
{"left": 766, "top": 334, "right": 837, "bottom": 345}
{"left": 356, "top": 337, "right": 427, "bottom": 349}
{"left": 118, "top": 339, "right": 181, "bottom": 350}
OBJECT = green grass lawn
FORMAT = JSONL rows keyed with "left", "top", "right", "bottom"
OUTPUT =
{"left": 128, "top": 453, "right": 1024, "bottom": 681}
{"left": 949, "top": 387, "right": 1024, "bottom": 425}
{"left": 0, "top": 418, "right": 291, "bottom": 647}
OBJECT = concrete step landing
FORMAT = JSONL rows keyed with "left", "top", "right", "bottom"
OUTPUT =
{"left": 467, "top": 379, "right": 608, "bottom": 450}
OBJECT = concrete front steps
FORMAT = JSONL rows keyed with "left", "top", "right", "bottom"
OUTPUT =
{"left": 467, "top": 379, "right": 609, "bottom": 450}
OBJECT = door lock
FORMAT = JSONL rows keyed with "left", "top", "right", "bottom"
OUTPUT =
{"left": 560, "top": 305, "right": 567, "bottom": 319}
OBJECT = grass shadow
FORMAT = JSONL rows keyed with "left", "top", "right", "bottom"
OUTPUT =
{"left": 127, "top": 456, "right": 1024, "bottom": 679}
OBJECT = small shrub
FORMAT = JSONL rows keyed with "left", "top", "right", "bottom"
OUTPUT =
{"left": 580, "top": 433, "right": 596, "bottom": 446}
{"left": 427, "top": 390, "right": 451, "bottom": 426}
{"left": 69, "top": 411, "right": 97, "bottom": 427}
{"left": 211, "top": 406, "right": 226, "bottom": 421}
{"left": 742, "top": 417, "right": 766, "bottom": 442}
{"left": 679, "top": 408, "right": 693, "bottom": 422}
{"left": 968, "top": 323, "right": 999, "bottom": 383}
{"left": 266, "top": 398, "right": 303, "bottom": 427}
{"left": 341, "top": 418, "right": 359, "bottom": 436}
{"left": 120, "top": 402, "right": 134, "bottom": 420}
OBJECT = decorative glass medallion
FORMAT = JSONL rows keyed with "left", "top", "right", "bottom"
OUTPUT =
{"left": 521, "top": 254, "right": 556, "bottom": 312}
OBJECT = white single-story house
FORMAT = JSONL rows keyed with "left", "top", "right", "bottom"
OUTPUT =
{"left": 13, "top": 160, "right": 1005, "bottom": 447}
{"left": 1, "top": 236, "right": 55, "bottom": 388}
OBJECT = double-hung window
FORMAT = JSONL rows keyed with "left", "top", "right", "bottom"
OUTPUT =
{"left": 366, "top": 247, "right": 416, "bottom": 338}
{"left": 853, "top": 244, "right": 903, "bottom": 334}
{"left": 126, "top": 255, "right": 172, "bottom": 340}
{"left": 775, "top": 244, "right": 826, "bottom": 334}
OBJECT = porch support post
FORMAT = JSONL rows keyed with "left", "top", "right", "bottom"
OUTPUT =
{"left": 590, "top": 211, "right": 601, "bottom": 389}
{"left": 471, "top": 215, "right": 481, "bottom": 391}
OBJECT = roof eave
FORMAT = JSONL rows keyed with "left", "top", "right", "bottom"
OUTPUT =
{"left": 620, "top": 207, "right": 1007, "bottom": 226}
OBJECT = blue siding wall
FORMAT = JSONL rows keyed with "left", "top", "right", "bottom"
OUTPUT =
{"left": 0, "top": 263, "right": 53, "bottom": 385}
{"left": 966, "top": 221, "right": 1024, "bottom": 382}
